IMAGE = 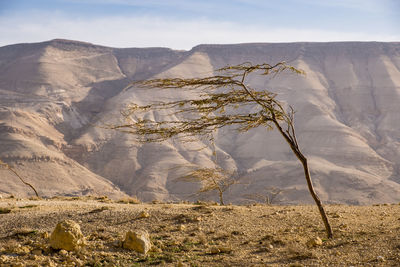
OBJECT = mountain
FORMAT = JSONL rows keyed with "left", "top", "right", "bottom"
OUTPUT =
{"left": 0, "top": 39, "right": 399, "bottom": 204}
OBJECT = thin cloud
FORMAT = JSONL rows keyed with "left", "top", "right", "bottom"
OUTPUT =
{"left": 1, "top": 12, "right": 399, "bottom": 49}
{"left": 61, "top": 0, "right": 223, "bottom": 13}
{"left": 297, "top": 0, "right": 392, "bottom": 12}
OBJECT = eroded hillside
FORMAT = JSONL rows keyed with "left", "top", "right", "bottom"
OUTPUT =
{"left": 0, "top": 40, "right": 400, "bottom": 204}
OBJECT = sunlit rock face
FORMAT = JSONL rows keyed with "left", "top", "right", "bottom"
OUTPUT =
{"left": 1, "top": 39, "right": 399, "bottom": 204}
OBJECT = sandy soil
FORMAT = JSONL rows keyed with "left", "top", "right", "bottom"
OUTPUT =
{"left": 0, "top": 196, "right": 399, "bottom": 266}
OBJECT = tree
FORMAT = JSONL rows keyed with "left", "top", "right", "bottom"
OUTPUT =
{"left": 242, "top": 186, "right": 284, "bottom": 205}
{"left": 0, "top": 159, "right": 39, "bottom": 198}
{"left": 178, "top": 166, "right": 235, "bottom": 205}
{"left": 108, "top": 62, "right": 333, "bottom": 238}
{"left": 174, "top": 134, "right": 236, "bottom": 205}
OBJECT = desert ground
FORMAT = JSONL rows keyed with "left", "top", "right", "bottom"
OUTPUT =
{"left": 0, "top": 196, "right": 399, "bottom": 266}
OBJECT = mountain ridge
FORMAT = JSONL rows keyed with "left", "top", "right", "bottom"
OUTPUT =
{"left": 0, "top": 39, "right": 400, "bottom": 204}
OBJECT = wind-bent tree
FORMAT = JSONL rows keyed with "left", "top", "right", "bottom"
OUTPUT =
{"left": 108, "top": 62, "right": 333, "bottom": 238}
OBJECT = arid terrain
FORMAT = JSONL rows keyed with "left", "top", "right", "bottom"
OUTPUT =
{"left": 0, "top": 197, "right": 399, "bottom": 266}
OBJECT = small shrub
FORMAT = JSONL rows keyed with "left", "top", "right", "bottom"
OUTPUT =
{"left": 0, "top": 207, "right": 12, "bottom": 214}
{"left": 117, "top": 196, "right": 141, "bottom": 204}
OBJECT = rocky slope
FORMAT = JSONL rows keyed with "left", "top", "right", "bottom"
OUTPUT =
{"left": 0, "top": 39, "right": 399, "bottom": 204}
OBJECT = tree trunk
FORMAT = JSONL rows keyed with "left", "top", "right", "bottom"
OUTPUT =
{"left": 217, "top": 188, "right": 225, "bottom": 205}
{"left": 298, "top": 155, "right": 333, "bottom": 238}
{"left": 272, "top": 120, "right": 333, "bottom": 238}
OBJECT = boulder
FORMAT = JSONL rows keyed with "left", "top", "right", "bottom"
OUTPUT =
{"left": 49, "top": 220, "right": 85, "bottom": 251}
{"left": 123, "top": 230, "right": 151, "bottom": 254}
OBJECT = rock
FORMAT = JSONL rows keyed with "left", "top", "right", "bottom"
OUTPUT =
{"left": 46, "top": 259, "right": 57, "bottom": 267}
{"left": 177, "top": 261, "right": 188, "bottom": 267}
{"left": 209, "top": 246, "right": 232, "bottom": 254}
{"left": 218, "top": 246, "right": 233, "bottom": 253}
{"left": 193, "top": 217, "right": 202, "bottom": 222}
{"left": 210, "top": 247, "right": 220, "bottom": 254}
{"left": 112, "top": 240, "right": 122, "bottom": 248}
{"left": 150, "top": 246, "right": 162, "bottom": 253}
{"left": 59, "top": 249, "right": 68, "bottom": 256}
{"left": 139, "top": 210, "right": 150, "bottom": 218}
{"left": 50, "top": 220, "right": 86, "bottom": 251}
{"left": 31, "top": 249, "right": 42, "bottom": 256}
{"left": 28, "top": 254, "right": 39, "bottom": 261}
{"left": 123, "top": 230, "right": 151, "bottom": 254}
{"left": 0, "top": 255, "right": 8, "bottom": 263}
{"left": 41, "top": 231, "right": 49, "bottom": 239}
{"left": 16, "top": 245, "right": 30, "bottom": 255}
{"left": 260, "top": 243, "right": 274, "bottom": 252}
{"left": 377, "top": 256, "right": 385, "bottom": 262}
{"left": 152, "top": 240, "right": 165, "bottom": 251}
{"left": 306, "top": 237, "right": 323, "bottom": 248}
{"left": 330, "top": 212, "right": 341, "bottom": 218}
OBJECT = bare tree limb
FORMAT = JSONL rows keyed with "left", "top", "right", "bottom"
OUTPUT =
{"left": 0, "top": 159, "right": 39, "bottom": 198}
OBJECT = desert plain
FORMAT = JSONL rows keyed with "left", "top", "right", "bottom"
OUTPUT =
{"left": 0, "top": 196, "right": 399, "bottom": 266}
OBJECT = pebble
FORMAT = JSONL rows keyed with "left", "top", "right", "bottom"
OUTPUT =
{"left": 41, "top": 232, "right": 49, "bottom": 239}
{"left": 18, "top": 246, "right": 31, "bottom": 255}
{"left": 59, "top": 249, "right": 68, "bottom": 256}
{"left": 306, "top": 237, "right": 323, "bottom": 248}
{"left": 31, "top": 249, "right": 42, "bottom": 256}
{"left": 112, "top": 240, "right": 122, "bottom": 248}
{"left": 177, "top": 261, "right": 188, "bottom": 267}
{"left": 377, "top": 256, "right": 385, "bottom": 262}
{"left": 139, "top": 211, "right": 150, "bottom": 218}
{"left": 210, "top": 247, "right": 220, "bottom": 254}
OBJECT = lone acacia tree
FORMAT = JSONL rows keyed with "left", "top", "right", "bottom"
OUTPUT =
{"left": 178, "top": 165, "right": 235, "bottom": 205}
{"left": 109, "top": 62, "right": 333, "bottom": 238}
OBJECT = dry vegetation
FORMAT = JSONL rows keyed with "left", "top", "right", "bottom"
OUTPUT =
{"left": 0, "top": 197, "right": 399, "bottom": 266}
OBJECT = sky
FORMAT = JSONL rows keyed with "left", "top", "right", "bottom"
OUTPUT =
{"left": 0, "top": 0, "right": 399, "bottom": 50}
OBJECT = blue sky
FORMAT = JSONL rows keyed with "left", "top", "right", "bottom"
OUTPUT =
{"left": 0, "top": 0, "right": 399, "bottom": 49}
